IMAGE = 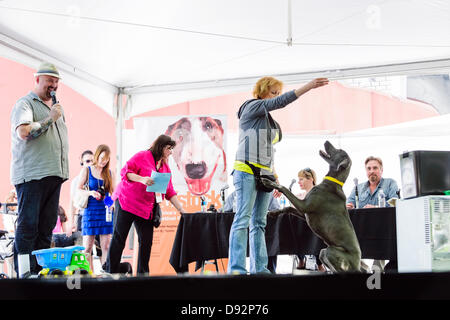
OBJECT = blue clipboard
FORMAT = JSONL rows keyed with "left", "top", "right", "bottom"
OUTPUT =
{"left": 146, "top": 171, "right": 171, "bottom": 194}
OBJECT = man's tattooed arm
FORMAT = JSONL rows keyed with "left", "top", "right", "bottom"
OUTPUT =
{"left": 25, "top": 116, "right": 54, "bottom": 140}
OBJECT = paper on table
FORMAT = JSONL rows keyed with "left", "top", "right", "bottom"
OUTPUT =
{"left": 146, "top": 171, "right": 171, "bottom": 194}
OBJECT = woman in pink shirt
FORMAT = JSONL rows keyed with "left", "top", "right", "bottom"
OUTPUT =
{"left": 106, "top": 134, "right": 185, "bottom": 274}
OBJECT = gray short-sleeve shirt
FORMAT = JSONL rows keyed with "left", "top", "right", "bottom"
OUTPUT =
{"left": 10, "top": 91, "right": 69, "bottom": 185}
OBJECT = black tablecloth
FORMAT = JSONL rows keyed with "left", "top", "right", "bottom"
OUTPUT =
{"left": 169, "top": 207, "right": 396, "bottom": 273}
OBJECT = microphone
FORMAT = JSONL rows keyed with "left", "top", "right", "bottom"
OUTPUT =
{"left": 220, "top": 184, "right": 229, "bottom": 206}
{"left": 200, "top": 196, "right": 207, "bottom": 212}
{"left": 50, "top": 91, "right": 58, "bottom": 105}
{"left": 353, "top": 178, "right": 360, "bottom": 209}
{"left": 288, "top": 179, "right": 296, "bottom": 191}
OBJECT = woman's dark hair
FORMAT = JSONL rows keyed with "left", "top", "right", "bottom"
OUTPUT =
{"left": 149, "top": 134, "right": 176, "bottom": 163}
{"left": 81, "top": 150, "right": 93, "bottom": 158}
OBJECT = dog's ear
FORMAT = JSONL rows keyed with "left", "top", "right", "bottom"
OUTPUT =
{"left": 165, "top": 124, "right": 175, "bottom": 136}
{"left": 165, "top": 117, "right": 190, "bottom": 136}
{"left": 336, "top": 158, "right": 350, "bottom": 171}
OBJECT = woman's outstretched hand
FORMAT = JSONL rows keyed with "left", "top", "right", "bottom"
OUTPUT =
{"left": 308, "top": 77, "right": 329, "bottom": 89}
{"left": 295, "top": 77, "right": 329, "bottom": 97}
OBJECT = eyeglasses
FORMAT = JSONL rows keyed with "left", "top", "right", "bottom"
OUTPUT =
{"left": 303, "top": 167, "right": 312, "bottom": 173}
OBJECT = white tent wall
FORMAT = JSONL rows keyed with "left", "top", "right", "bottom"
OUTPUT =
{"left": 275, "top": 114, "right": 450, "bottom": 196}
{"left": 126, "top": 85, "right": 250, "bottom": 117}
{"left": 273, "top": 115, "right": 450, "bottom": 198}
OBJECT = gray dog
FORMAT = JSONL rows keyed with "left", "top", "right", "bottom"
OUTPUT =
{"left": 262, "top": 141, "right": 361, "bottom": 272}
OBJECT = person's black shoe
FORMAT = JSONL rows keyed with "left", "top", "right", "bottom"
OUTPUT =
{"left": 297, "top": 257, "right": 306, "bottom": 270}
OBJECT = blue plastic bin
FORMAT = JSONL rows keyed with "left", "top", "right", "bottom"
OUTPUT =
{"left": 32, "top": 246, "right": 85, "bottom": 270}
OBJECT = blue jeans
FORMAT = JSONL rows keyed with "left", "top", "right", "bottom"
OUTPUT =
{"left": 14, "top": 176, "right": 63, "bottom": 275}
{"left": 228, "top": 170, "right": 271, "bottom": 274}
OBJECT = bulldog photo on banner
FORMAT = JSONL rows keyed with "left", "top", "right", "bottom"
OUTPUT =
{"left": 164, "top": 116, "right": 228, "bottom": 196}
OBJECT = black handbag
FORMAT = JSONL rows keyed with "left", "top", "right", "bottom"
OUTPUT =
{"left": 245, "top": 161, "right": 277, "bottom": 193}
{"left": 152, "top": 202, "right": 162, "bottom": 228}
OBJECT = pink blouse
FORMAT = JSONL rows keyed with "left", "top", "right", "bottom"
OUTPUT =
{"left": 112, "top": 150, "right": 177, "bottom": 220}
{"left": 52, "top": 217, "right": 62, "bottom": 233}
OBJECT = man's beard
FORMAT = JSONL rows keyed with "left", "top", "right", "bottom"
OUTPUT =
{"left": 45, "top": 87, "right": 56, "bottom": 99}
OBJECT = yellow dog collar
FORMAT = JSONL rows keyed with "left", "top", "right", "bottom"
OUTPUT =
{"left": 324, "top": 176, "right": 344, "bottom": 187}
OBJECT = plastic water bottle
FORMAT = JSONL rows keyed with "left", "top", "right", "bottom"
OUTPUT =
{"left": 104, "top": 195, "right": 113, "bottom": 222}
{"left": 200, "top": 196, "right": 207, "bottom": 212}
{"left": 105, "top": 205, "right": 113, "bottom": 222}
{"left": 378, "top": 189, "right": 386, "bottom": 208}
{"left": 305, "top": 255, "right": 317, "bottom": 270}
{"left": 280, "top": 195, "right": 286, "bottom": 208}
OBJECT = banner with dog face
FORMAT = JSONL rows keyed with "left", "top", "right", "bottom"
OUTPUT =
{"left": 134, "top": 115, "right": 228, "bottom": 196}
{"left": 131, "top": 115, "right": 228, "bottom": 274}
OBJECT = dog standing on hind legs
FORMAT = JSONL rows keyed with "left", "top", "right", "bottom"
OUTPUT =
{"left": 262, "top": 141, "right": 361, "bottom": 272}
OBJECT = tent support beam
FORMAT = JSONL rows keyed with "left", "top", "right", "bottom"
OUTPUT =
{"left": 115, "top": 90, "right": 124, "bottom": 178}
{"left": 125, "top": 58, "right": 450, "bottom": 95}
{"left": 287, "top": 0, "right": 292, "bottom": 46}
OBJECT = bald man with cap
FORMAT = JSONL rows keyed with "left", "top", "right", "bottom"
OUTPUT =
{"left": 10, "top": 62, "right": 69, "bottom": 276}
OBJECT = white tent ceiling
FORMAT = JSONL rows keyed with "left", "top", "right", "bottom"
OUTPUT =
{"left": 1, "top": 0, "right": 450, "bottom": 117}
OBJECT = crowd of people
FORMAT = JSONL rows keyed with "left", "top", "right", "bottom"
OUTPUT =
{"left": 6, "top": 62, "right": 399, "bottom": 277}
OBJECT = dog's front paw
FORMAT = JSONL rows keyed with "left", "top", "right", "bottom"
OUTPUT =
{"left": 260, "top": 177, "right": 280, "bottom": 190}
{"left": 268, "top": 207, "right": 296, "bottom": 217}
{"left": 268, "top": 209, "right": 284, "bottom": 217}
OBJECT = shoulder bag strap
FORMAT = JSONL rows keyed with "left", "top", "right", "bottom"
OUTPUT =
{"left": 244, "top": 160, "right": 261, "bottom": 178}
{"left": 85, "top": 166, "right": 90, "bottom": 191}
{"left": 264, "top": 106, "right": 282, "bottom": 143}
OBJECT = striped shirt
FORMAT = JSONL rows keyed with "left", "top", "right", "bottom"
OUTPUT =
{"left": 10, "top": 91, "right": 69, "bottom": 185}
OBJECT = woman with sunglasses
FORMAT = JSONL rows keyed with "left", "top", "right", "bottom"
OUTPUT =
{"left": 106, "top": 134, "right": 185, "bottom": 275}
{"left": 69, "top": 150, "right": 93, "bottom": 236}
{"left": 297, "top": 168, "right": 326, "bottom": 272}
